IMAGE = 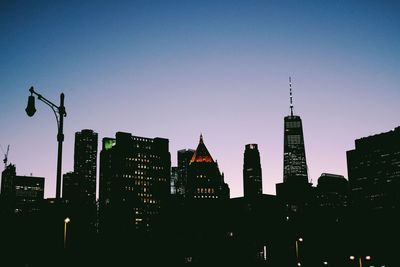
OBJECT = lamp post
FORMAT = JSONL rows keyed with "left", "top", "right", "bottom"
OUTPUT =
{"left": 349, "top": 255, "right": 371, "bottom": 267}
{"left": 64, "top": 217, "right": 70, "bottom": 249}
{"left": 295, "top": 237, "right": 303, "bottom": 266}
{"left": 25, "top": 86, "right": 66, "bottom": 199}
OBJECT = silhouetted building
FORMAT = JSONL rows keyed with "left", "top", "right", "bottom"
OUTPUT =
{"left": 1, "top": 163, "right": 44, "bottom": 213}
{"left": 227, "top": 195, "right": 283, "bottom": 266}
{"left": 243, "top": 144, "right": 262, "bottom": 198}
{"left": 14, "top": 175, "right": 44, "bottom": 213}
{"left": 176, "top": 149, "right": 195, "bottom": 196}
{"left": 170, "top": 166, "right": 178, "bottom": 194}
{"left": 62, "top": 171, "right": 79, "bottom": 200}
{"left": 347, "top": 126, "right": 400, "bottom": 210}
{"left": 283, "top": 79, "right": 308, "bottom": 183}
{"left": 73, "top": 129, "right": 98, "bottom": 203}
{"left": 1, "top": 163, "right": 16, "bottom": 200}
{"left": 316, "top": 173, "right": 348, "bottom": 209}
{"left": 99, "top": 132, "right": 171, "bottom": 233}
{"left": 283, "top": 114, "right": 308, "bottom": 183}
{"left": 283, "top": 113, "right": 308, "bottom": 183}
{"left": 186, "top": 135, "right": 230, "bottom": 200}
{"left": 276, "top": 78, "right": 312, "bottom": 214}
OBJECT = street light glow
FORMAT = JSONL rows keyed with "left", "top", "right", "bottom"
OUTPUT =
{"left": 350, "top": 256, "right": 355, "bottom": 260}
{"left": 365, "top": 256, "right": 371, "bottom": 260}
{"left": 298, "top": 237, "right": 303, "bottom": 242}
{"left": 64, "top": 217, "right": 70, "bottom": 223}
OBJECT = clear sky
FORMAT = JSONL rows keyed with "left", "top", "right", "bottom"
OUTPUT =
{"left": 1, "top": 0, "right": 399, "bottom": 198}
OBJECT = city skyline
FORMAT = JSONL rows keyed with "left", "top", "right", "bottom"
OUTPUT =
{"left": 1, "top": 1, "right": 399, "bottom": 198}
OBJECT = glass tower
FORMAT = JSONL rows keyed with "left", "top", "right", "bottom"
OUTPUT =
{"left": 243, "top": 144, "right": 262, "bottom": 198}
{"left": 283, "top": 77, "right": 308, "bottom": 183}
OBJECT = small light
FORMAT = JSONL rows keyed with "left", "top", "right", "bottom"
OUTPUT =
{"left": 323, "top": 261, "right": 328, "bottom": 265}
{"left": 365, "top": 256, "right": 371, "bottom": 260}
{"left": 350, "top": 256, "right": 355, "bottom": 260}
{"left": 298, "top": 237, "right": 303, "bottom": 242}
{"left": 64, "top": 217, "right": 70, "bottom": 223}
{"left": 297, "top": 262, "right": 301, "bottom": 266}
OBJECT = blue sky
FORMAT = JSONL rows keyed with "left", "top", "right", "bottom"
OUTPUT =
{"left": 1, "top": 0, "right": 399, "bottom": 198}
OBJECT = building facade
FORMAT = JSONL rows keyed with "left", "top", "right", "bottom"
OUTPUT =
{"left": 1, "top": 163, "right": 16, "bottom": 200}
{"left": 170, "top": 166, "right": 178, "bottom": 194}
{"left": 73, "top": 129, "right": 98, "bottom": 203}
{"left": 316, "top": 173, "right": 348, "bottom": 209}
{"left": 283, "top": 115, "right": 308, "bottom": 183}
{"left": 1, "top": 163, "right": 44, "bottom": 213}
{"left": 186, "top": 135, "right": 229, "bottom": 200}
{"left": 14, "top": 175, "right": 44, "bottom": 213}
{"left": 243, "top": 144, "right": 263, "bottom": 198}
{"left": 347, "top": 126, "right": 400, "bottom": 210}
{"left": 62, "top": 171, "right": 79, "bottom": 201}
{"left": 283, "top": 77, "right": 308, "bottom": 183}
{"left": 176, "top": 149, "right": 195, "bottom": 196}
{"left": 277, "top": 78, "right": 312, "bottom": 215}
{"left": 99, "top": 132, "right": 171, "bottom": 233}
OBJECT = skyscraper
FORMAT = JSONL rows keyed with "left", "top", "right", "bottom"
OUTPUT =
{"left": 14, "top": 175, "right": 44, "bottom": 213}
{"left": 74, "top": 129, "right": 98, "bottom": 203}
{"left": 1, "top": 163, "right": 44, "bottom": 213}
{"left": 62, "top": 171, "right": 79, "bottom": 200}
{"left": 176, "top": 149, "right": 195, "bottom": 196}
{"left": 316, "top": 173, "right": 348, "bottom": 209}
{"left": 283, "top": 77, "right": 308, "bottom": 183}
{"left": 347, "top": 126, "right": 400, "bottom": 210}
{"left": 186, "top": 134, "right": 230, "bottom": 200}
{"left": 1, "top": 163, "right": 16, "bottom": 200}
{"left": 243, "top": 144, "right": 262, "bottom": 198}
{"left": 276, "top": 77, "right": 312, "bottom": 214}
{"left": 170, "top": 166, "right": 178, "bottom": 194}
{"left": 99, "top": 132, "right": 171, "bottom": 233}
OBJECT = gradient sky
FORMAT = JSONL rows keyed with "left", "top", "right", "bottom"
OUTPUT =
{"left": 1, "top": 0, "right": 399, "bottom": 198}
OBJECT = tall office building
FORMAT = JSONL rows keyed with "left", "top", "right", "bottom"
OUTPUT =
{"left": 99, "top": 132, "right": 171, "bottom": 232}
{"left": 276, "top": 78, "right": 312, "bottom": 213}
{"left": 316, "top": 173, "right": 348, "bottom": 209}
{"left": 1, "top": 163, "right": 16, "bottom": 200}
{"left": 243, "top": 144, "right": 262, "bottom": 198}
{"left": 283, "top": 77, "right": 308, "bottom": 183}
{"left": 170, "top": 166, "right": 178, "bottom": 194}
{"left": 62, "top": 171, "right": 79, "bottom": 200}
{"left": 14, "top": 175, "right": 44, "bottom": 213}
{"left": 74, "top": 129, "right": 98, "bottom": 203}
{"left": 176, "top": 149, "right": 195, "bottom": 196}
{"left": 347, "top": 126, "right": 400, "bottom": 210}
{"left": 1, "top": 163, "right": 44, "bottom": 213}
{"left": 186, "top": 135, "right": 230, "bottom": 200}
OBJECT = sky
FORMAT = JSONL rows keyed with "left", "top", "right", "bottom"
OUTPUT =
{"left": 1, "top": 0, "right": 399, "bottom": 199}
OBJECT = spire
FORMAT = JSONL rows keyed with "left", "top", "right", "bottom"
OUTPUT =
{"left": 190, "top": 134, "right": 214, "bottom": 164}
{"left": 289, "top": 76, "right": 294, "bottom": 116}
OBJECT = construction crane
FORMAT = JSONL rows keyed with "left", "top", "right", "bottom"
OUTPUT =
{"left": 1, "top": 145, "right": 10, "bottom": 169}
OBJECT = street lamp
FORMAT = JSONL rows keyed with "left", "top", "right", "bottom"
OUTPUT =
{"left": 64, "top": 217, "right": 70, "bottom": 249}
{"left": 295, "top": 237, "right": 303, "bottom": 264}
{"left": 25, "top": 86, "right": 66, "bottom": 199}
{"left": 349, "top": 255, "right": 371, "bottom": 267}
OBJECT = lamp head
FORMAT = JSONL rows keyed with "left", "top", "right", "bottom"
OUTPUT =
{"left": 25, "top": 94, "right": 36, "bottom": 117}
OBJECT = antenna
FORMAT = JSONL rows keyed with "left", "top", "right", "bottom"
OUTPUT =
{"left": 289, "top": 76, "right": 294, "bottom": 116}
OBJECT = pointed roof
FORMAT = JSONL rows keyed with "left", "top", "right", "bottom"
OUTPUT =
{"left": 189, "top": 134, "right": 214, "bottom": 164}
